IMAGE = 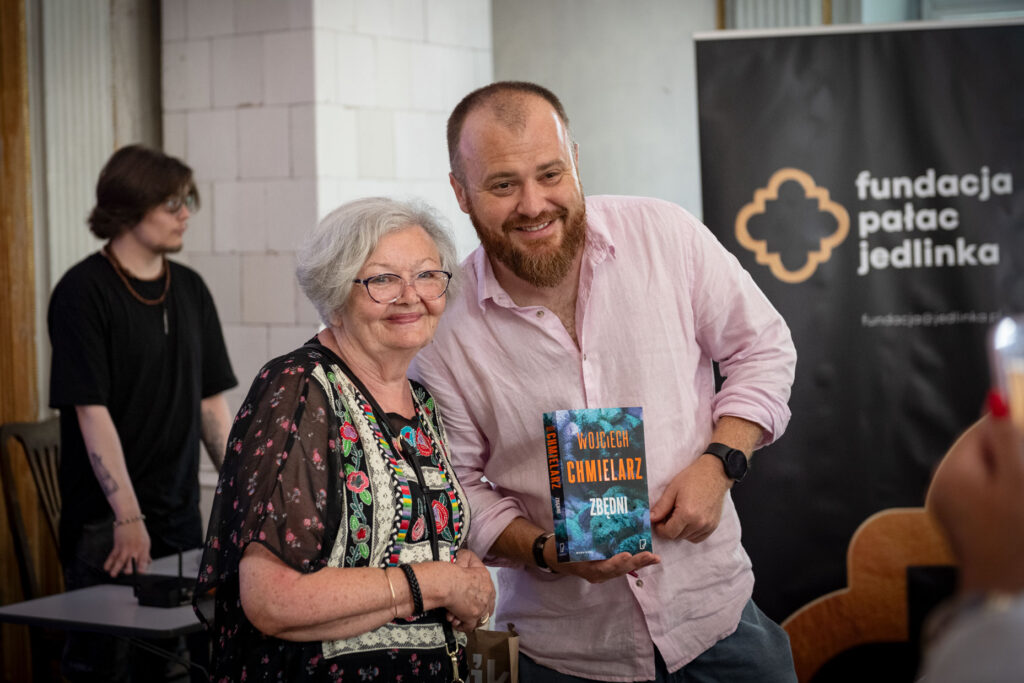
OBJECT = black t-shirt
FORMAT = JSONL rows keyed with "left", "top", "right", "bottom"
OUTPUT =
{"left": 48, "top": 252, "right": 237, "bottom": 558}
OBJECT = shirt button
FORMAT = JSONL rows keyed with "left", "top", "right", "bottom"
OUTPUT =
{"left": 582, "top": 353, "right": 588, "bottom": 361}
{"left": 536, "top": 310, "right": 544, "bottom": 317}
{"left": 635, "top": 579, "right": 644, "bottom": 588}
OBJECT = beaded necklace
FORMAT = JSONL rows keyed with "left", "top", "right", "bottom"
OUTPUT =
{"left": 101, "top": 245, "right": 171, "bottom": 333}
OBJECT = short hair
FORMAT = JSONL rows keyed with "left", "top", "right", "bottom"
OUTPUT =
{"left": 447, "top": 81, "right": 571, "bottom": 182}
{"left": 87, "top": 144, "right": 198, "bottom": 239}
{"left": 296, "top": 197, "right": 459, "bottom": 325}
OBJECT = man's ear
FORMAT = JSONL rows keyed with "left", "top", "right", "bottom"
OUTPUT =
{"left": 449, "top": 172, "right": 471, "bottom": 214}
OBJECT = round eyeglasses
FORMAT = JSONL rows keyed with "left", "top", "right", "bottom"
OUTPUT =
{"left": 163, "top": 193, "right": 198, "bottom": 215}
{"left": 352, "top": 270, "right": 453, "bottom": 304}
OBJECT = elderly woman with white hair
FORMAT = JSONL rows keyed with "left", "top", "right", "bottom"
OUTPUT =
{"left": 194, "top": 197, "right": 495, "bottom": 682}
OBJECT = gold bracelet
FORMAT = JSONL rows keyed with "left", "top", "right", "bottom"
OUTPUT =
{"left": 112, "top": 514, "right": 146, "bottom": 528}
{"left": 384, "top": 567, "right": 399, "bottom": 619}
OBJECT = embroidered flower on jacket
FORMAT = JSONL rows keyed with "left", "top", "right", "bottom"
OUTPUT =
{"left": 346, "top": 471, "right": 369, "bottom": 493}
{"left": 432, "top": 500, "right": 448, "bottom": 531}
{"left": 416, "top": 429, "right": 432, "bottom": 457}
{"left": 340, "top": 422, "right": 358, "bottom": 442}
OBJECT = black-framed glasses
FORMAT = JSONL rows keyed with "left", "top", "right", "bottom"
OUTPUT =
{"left": 352, "top": 270, "right": 453, "bottom": 304}
{"left": 162, "top": 193, "right": 198, "bottom": 215}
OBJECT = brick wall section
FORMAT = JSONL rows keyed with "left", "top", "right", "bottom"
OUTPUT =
{"left": 160, "top": 0, "right": 492, "bottom": 507}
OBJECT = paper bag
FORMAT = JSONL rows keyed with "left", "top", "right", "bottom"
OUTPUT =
{"left": 464, "top": 623, "right": 519, "bottom": 683}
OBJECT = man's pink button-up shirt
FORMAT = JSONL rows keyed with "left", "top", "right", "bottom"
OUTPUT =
{"left": 414, "top": 195, "right": 796, "bottom": 681}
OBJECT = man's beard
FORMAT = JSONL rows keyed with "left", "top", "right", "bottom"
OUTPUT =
{"left": 468, "top": 198, "right": 587, "bottom": 288}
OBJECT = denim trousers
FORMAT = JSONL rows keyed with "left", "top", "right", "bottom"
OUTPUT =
{"left": 517, "top": 599, "right": 797, "bottom": 683}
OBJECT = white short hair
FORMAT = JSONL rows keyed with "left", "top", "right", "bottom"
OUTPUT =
{"left": 296, "top": 197, "right": 458, "bottom": 325}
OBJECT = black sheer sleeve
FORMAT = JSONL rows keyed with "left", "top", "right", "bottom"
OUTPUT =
{"left": 197, "top": 351, "right": 341, "bottom": 595}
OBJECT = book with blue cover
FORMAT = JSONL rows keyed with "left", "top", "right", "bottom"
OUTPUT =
{"left": 543, "top": 406, "right": 652, "bottom": 562}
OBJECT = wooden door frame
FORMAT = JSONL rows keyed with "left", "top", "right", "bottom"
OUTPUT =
{"left": 2, "top": 1, "right": 40, "bottom": 680}
{"left": 1, "top": 0, "right": 37, "bottom": 423}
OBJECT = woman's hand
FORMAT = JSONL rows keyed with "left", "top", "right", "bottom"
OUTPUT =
{"left": 414, "top": 551, "right": 495, "bottom": 633}
{"left": 449, "top": 550, "right": 495, "bottom": 632}
{"left": 927, "top": 409, "right": 1024, "bottom": 593}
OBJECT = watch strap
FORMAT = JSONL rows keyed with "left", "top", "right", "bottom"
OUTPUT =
{"left": 703, "top": 441, "right": 748, "bottom": 481}
{"left": 532, "top": 532, "right": 555, "bottom": 571}
{"left": 703, "top": 442, "right": 733, "bottom": 460}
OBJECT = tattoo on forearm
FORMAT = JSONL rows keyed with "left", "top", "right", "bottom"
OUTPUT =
{"left": 88, "top": 451, "right": 120, "bottom": 496}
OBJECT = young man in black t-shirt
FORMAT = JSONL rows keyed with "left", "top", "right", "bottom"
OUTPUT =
{"left": 48, "top": 145, "right": 237, "bottom": 681}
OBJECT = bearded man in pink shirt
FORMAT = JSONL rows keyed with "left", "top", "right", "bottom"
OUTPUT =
{"left": 413, "top": 81, "right": 798, "bottom": 682}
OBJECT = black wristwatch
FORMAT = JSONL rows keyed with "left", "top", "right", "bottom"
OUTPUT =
{"left": 703, "top": 442, "right": 748, "bottom": 482}
{"left": 532, "top": 532, "right": 555, "bottom": 572}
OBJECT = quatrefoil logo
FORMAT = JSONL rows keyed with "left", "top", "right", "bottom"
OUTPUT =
{"left": 735, "top": 168, "right": 850, "bottom": 284}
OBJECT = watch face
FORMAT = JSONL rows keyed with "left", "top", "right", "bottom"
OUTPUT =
{"left": 705, "top": 443, "right": 748, "bottom": 481}
{"left": 725, "top": 450, "right": 748, "bottom": 480}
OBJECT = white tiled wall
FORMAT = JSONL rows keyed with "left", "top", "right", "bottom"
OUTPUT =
{"left": 162, "top": 0, "right": 492, "bottom": 514}
{"left": 238, "top": 107, "right": 292, "bottom": 177}
{"left": 184, "top": 110, "right": 239, "bottom": 179}
{"left": 210, "top": 36, "right": 263, "bottom": 107}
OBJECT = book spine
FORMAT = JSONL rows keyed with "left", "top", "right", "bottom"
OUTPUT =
{"left": 543, "top": 415, "right": 570, "bottom": 563}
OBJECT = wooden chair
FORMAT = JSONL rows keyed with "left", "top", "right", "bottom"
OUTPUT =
{"left": 1, "top": 416, "right": 63, "bottom": 680}
{"left": 782, "top": 507, "right": 957, "bottom": 682}
{"left": 1, "top": 416, "right": 62, "bottom": 600}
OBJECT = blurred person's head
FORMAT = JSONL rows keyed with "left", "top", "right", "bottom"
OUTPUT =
{"left": 88, "top": 145, "right": 199, "bottom": 253}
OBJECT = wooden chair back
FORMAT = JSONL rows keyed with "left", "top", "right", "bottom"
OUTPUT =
{"left": 0, "top": 417, "right": 62, "bottom": 601}
{"left": 781, "top": 507, "right": 956, "bottom": 682}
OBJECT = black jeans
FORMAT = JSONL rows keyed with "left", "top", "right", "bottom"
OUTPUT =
{"left": 61, "top": 519, "right": 201, "bottom": 683}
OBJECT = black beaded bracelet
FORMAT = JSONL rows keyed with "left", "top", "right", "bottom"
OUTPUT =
{"left": 398, "top": 563, "right": 424, "bottom": 617}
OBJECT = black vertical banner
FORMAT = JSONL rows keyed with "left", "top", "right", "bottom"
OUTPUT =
{"left": 696, "top": 22, "right": 1024, "bottom": 622}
